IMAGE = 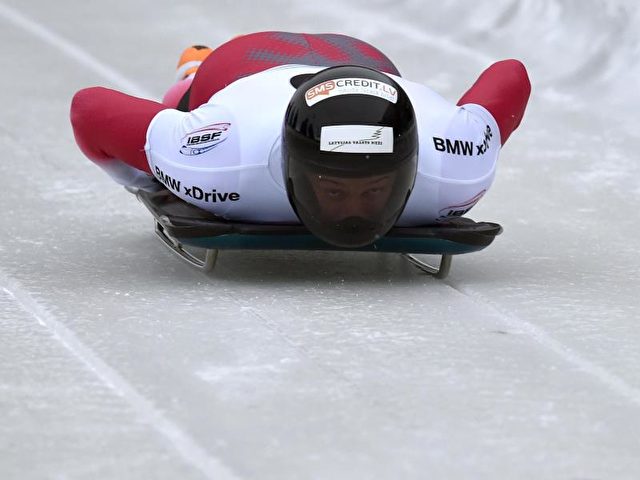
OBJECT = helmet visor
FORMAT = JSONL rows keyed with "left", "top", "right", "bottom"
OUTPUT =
{"left": 288, "top": 152, "right": 417, "bottom": 247}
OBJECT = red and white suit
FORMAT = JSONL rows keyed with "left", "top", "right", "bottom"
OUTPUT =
{"left": 70, "top": 31, "right": 531, "bottom": 225}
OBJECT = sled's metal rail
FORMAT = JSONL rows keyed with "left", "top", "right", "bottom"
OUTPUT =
{"left": 402, "top": 253, "right": 452, "bottom": 279}
{"left": 155, "top": 216, "right": 452, "bottom": 278}
{"left": 155, "top": 219, "right": 219, "bottom": 271}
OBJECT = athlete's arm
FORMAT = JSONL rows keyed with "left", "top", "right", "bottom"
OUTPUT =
{"left": 457, "top": 59, "right": 531, "bottom": 145}
{"left": 70, "top": 87, "right": 168, "bottom": 174}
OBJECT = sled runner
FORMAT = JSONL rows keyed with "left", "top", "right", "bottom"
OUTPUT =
{"left": 134, "top": 188, "right": 502, "bottom": 279}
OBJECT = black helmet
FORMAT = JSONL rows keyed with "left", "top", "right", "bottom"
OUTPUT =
{"left": 283, "top": 65, "right": 418, "bottom": 248}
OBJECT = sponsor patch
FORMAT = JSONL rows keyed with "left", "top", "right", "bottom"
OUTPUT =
{"left": 180, "top": 123, "right": 231, "bottom": 156}
{"left": 153, "top": 166, "right": 240, "bottom": 203}
{"left": 477, "top": 125, "right": 493, "bottom": 155}
{"left": 305, "top": 78, "right": 398, "bottom": 106}
{"left": 320, "top": 125, "right": 394, "bottom": 154}
{"left": 438, "top": 191, "right": 486, "bottom": 219}
{"left": 184, "top": 186, "right": 240, "bottom": 203}
{"left": 432, "top": 125, "right": 494, "bottom": 157}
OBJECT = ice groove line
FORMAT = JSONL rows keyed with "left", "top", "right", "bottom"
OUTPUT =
{"left": 0, "top": 272, "right": 241, "bottom": 480}
{"left": 447, "top": 281, "right": 640, "bottom": 408}
{"left": 300, "top": 2, "right": 495, "bottom": 66}
{"left": 215, "top": 283, "right": 410, "bottom": 427}
{"left": 218, "top": 285, "right": 357, "bottom": 386}
{"left": 0, "top": 2, "right": 154, "bottom": 99}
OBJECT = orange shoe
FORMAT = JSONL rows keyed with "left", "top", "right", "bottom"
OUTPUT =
{"left": 175, "top": 45, "right": 213, "bottom": 81}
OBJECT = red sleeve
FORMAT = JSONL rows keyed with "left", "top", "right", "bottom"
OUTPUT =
{"left": 457, "top": 60, "right": 531, "bottom": 145}
{"left": 70, "top": 87, "right": 168, "bottom": 174}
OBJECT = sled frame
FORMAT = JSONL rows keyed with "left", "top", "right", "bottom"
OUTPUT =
{"left": 155, "top": 218, "right": 453, "bottom": 278}
{"left": 155, "top": 220, "right": 219, "bottom": 271}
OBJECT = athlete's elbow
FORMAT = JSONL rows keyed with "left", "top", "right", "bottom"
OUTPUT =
{"left": 494, "top": 60, "right": 532, "bottom": 143}
{"left": 498, "top": 59, "right": 532, "bottom": 99}
{"left": 71, "top": 87, "right": 106, "bottom": 128}
{"left": 70, "top": 87, "right": 110, "bottom": 160}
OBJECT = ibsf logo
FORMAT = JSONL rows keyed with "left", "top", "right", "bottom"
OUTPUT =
{"left": 180, "top": 123, "right": 231, "bottom": 156}
{"left": 438, "top": 191, "right": 486, "bottom": 219}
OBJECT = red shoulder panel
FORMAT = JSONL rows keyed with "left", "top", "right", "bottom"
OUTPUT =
{"left": 457, "top": 60, "right": 531, "bottom": 145}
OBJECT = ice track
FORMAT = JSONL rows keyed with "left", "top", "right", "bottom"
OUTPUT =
{"left": 1, "top": 1, "right": 639, "bottom": 479}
